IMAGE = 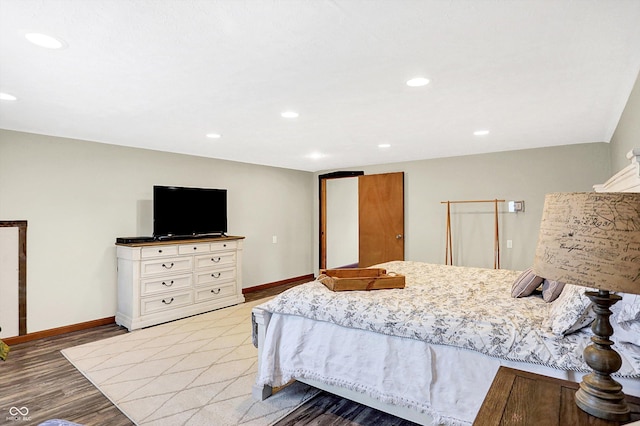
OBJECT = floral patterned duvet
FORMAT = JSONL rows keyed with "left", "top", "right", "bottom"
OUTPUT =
{"left": 260, "top": 261, "right": 640, "bottom": 377}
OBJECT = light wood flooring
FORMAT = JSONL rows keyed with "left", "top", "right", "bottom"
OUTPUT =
{"left": 0, "top": 282, "right": 417, "bottom": 426}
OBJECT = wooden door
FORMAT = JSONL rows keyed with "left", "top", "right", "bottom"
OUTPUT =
{"left": 358, "top": 172, "right": 404, "bottom": 267}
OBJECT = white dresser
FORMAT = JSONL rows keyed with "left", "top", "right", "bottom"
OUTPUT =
{"left": 115, "top": 236, "right": 245, "bottom": 331}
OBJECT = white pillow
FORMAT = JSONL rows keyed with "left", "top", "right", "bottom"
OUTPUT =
{"left": 545, "top": 284, "right": 596, "bottom": 336}
{"left": 615, "top": 293, "right": 640, "bottom": 324}
{"left": 610, "top": 293, "right": 640, "bottom": 347}
{"left": 612, "top": 321, "right": 640, "bottom": 346}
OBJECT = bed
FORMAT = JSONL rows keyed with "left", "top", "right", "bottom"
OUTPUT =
{"left": 251, "top": 149, "right": 640, "bottom": 425}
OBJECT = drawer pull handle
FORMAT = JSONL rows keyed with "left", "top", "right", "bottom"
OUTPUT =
{"left": 193, "top": 247, "right": 197, "bottom": 250}
{"left": 211, "top": 272, "right": 221, "bottom": 278}
{"left": 162, "top": 280, "right": 174, "bottom": 287}
{"left": 158, "top": 249, "right": 163, "bottom": 253}
{"left": 211, "top": 288, "right": 221, "bottom": 294}
{"left": 162, "top": 263, "right": 174, "bottom": 269}
{"left": 211, "top": 257, "right": 221, "bottom": 263}
{"left": 162, "top": 297, "right": 174, "bottom": 304}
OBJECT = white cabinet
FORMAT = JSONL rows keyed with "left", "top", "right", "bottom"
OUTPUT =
{"left": 116, "top": 236, "right": 245, "bottom": 331}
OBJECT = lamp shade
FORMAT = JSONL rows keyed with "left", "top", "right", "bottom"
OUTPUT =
{"left": 533, "top": 192, "right": 640, "bottom": 294}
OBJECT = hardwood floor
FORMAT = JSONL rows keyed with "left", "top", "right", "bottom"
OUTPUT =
{"left": 0, "top": 324, "right": 132, "bottom": 425}
{"left": 277, "top": 391, "right": 418, "bottom": 426}
{"left": 0, "top": 281, "right": 417, "bottom": 426}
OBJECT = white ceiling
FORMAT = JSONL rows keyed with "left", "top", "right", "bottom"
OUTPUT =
{"left": 1, "top": 1, "right": 640, "bottom": 172}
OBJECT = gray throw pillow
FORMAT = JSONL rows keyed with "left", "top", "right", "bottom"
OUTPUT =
{"left": 511, "top": 268, "right": 543, "bottom": 298}
{"left": 542, "top": 279, "right": 565, "bottom": 302}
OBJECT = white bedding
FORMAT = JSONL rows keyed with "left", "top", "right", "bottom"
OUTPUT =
{"left": 253, "top": 261, "right": 640, "bottom": 425}
{"left": 256, "top": 312, "right": 640, "bottom": 425}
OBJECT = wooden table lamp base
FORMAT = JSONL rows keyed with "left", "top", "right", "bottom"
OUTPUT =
{"left": 575, "top": 290, "right": 630, "bottom": 422}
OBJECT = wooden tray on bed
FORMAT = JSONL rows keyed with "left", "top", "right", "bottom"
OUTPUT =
{"left": 318, "top": 268, "right": 405, "bottom": 291}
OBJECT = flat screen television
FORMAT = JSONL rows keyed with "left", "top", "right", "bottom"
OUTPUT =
{"left": 153, "top": 185, "right": 227, "bottom": 239}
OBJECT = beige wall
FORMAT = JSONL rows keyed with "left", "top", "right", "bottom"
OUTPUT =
{"left": 2, "top": 108, "right": 636, "bottom": 334}
{"left": 314, "top": 143, "right": 611, "bottom": 273}
{"left": 0, "top": 129, "right": 314, "bottom": 333}
{"left": 610, "top": 70, "right": 640, "bottom": 172}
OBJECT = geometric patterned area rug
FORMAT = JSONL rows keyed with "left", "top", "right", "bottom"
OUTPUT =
{"left": 61, "top": 298, "right": 319, "bottom": 425}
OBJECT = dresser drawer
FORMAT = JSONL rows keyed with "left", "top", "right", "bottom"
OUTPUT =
{"left": 211, "top": 240, "right": 237, "bottom": 252}
{"left": 140, "top": 257, "right": 192, "bottom": 276}
{"left": 116, "top": 236, "right": 244, "bottom": 331}
{"left": 194, "top": 252, "right": 236, "bottom": 270}
{"left": 141, "top": 273, "right": 192, "bottom": 296}
{"left": 194, "top": 267, "right": 235, "bottom": 286}
{"left": 195, "top": 282, "right": 236, "bottom": 303}
{"left": 141, "top": 245, "right": 178, "bottom": 259}
{"left": 141, "top": 290, "right": 193, "bottom": 315}
{"left": 178, "top": 243, "right": 211, "bottom": 255}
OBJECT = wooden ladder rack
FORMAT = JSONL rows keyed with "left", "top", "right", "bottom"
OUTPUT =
{"left": 441, "top": 199, "right": 505, "bottom": 269}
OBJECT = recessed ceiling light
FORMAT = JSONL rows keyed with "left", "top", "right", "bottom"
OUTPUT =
{"left": 306, "top": 152, "right": 325, "bottom": 160}
{"left": 378, "top": 144, "right": 391, "bottom": 148}
{"left": 206, "top": 133, "right": 222, "bottom": 139}
{"left": 281, "top": 111, "right": 299, "bottom": 118}
{"left": 25, "top": 32, "right": 65, "bottom": 49}
{"left": 473, "top": 130, "right": 490, "bottom": 136}
{"left": 0, "top": 92, "right": 17, "bottom": 101}
{"left": 406, "top": 77, "right": 430, "bottom": 87}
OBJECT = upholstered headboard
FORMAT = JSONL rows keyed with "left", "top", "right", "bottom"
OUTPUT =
{"left": 593, "top": 148, "right": 640, "bottom": 193}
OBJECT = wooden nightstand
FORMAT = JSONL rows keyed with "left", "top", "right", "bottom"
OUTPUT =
{"left": 474, "top": 367, "right": 640, "bottom": 425}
